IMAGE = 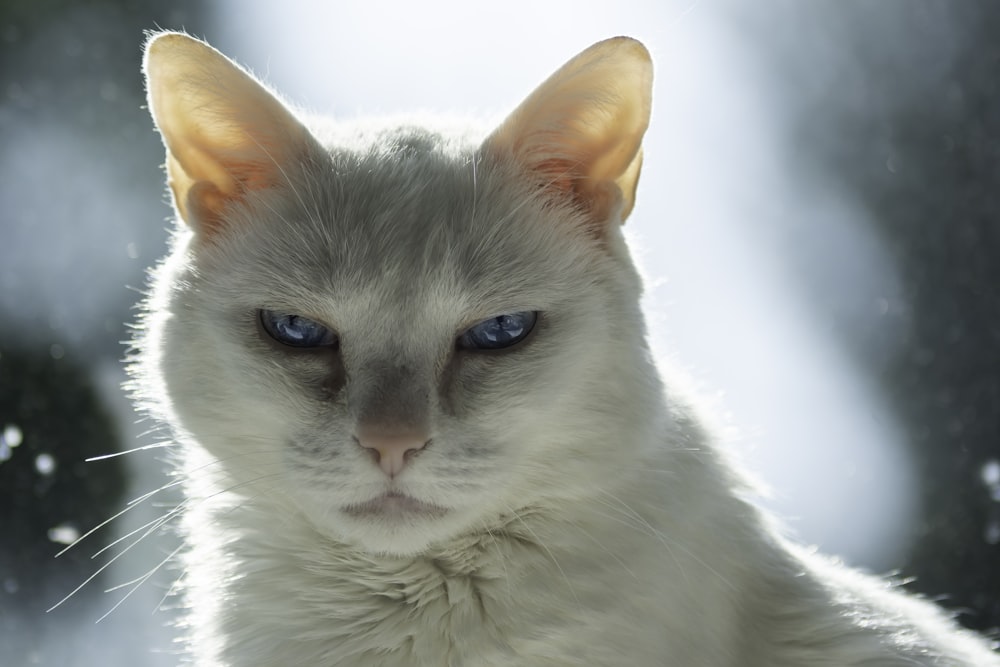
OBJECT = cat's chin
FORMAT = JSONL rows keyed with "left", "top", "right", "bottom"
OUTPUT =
{"left": 295, "top": 490, "right": 466, "bottom": 556}
{"left": 340, "top": 491, "right": 450, "bottom": 521}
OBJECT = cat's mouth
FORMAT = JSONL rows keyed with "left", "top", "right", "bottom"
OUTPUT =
{"left": 341, "top": 492, "right": 449, "bottom": 519}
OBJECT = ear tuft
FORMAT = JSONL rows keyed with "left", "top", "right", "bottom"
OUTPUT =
{"left": 482, "top": 37, "right": 653, "bottom": 229}
{"left": 143, "top": 31, "right": 318, "bottom": 236}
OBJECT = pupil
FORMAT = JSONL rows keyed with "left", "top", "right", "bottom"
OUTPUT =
{"left": 497, "top": 316, "right": 518, "bottom": 339}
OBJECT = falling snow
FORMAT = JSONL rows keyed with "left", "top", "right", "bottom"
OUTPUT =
{"left": 47, "top": 524, "right": 80, "bottom": 546}
{"left": 2, "top": 423, "right": 23, "bottom": 447}
{"left": 34, "top": 453, "right": 56, "bottom": 475}
{"left": 0, "top": 423, "right": 23, "bottom": 463}
{"left": 981, "top": 459, "right": 1000, "bottom": 488}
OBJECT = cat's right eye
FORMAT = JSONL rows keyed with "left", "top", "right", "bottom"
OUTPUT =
{"left": 259, "top": 310, "right": 338, "bottom": 349}
{"left": 458, "top": 311, "right": 538, "bottom": 351}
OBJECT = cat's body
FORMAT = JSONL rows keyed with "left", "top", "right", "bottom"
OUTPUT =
{"left": 135, "top": 32, "right": 999, "bottom": 666}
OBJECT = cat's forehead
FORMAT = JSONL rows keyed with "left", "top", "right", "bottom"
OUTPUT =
{"left": 230, "top": 126, "right": 595, "bottom": 324}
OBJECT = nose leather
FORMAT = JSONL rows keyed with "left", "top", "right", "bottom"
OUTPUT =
{"left": 356, "top": 427, "right": 428, "bottom": 477}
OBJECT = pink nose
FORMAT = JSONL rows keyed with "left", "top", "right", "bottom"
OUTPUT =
{"left": 356, "top": 427, "right": 429, "bottom": 477}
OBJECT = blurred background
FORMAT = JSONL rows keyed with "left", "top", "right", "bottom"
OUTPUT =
{"left": 1, "top": 1, "right": 998, "bottom": 664}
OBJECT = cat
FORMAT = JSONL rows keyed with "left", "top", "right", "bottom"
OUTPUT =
{"left": 133, "top": 30, "right": 1000, "bottom": 666}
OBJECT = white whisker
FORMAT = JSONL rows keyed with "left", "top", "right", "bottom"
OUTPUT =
{"left": 96, "top": 543, "right": 185, "bottom": 623}
{"left": 497, "top": 501, "right": 581, "bottom": 609}
{"left": 86, "top": 441, "right": 174, "bottom": 461}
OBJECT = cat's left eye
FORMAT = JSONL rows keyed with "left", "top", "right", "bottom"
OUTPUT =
{"left": 259, "top": 310, "right": 338, "bottom": 349}
{"left": 458, "top": 311, "right": 538, "bottom": 350}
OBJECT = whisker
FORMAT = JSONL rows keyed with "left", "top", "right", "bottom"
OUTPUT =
{"left": 96, "top": 543, "right": 185, "bottom": 623}
{"left": 480, "top": 520, "right": 512, "bottom": 602}
{"left": 594, "top": 489, "right": 736, "bottom": 593}
{"left": 126, "top": 479, "right": 183, "bottom": 507}
{"left": 91, "top": 503, "right": 186, "bottom": 559}
{"left": 589, "top": 489, "right": 693, "bottom": 589}
{"left": 86, "top": 441, "right": 174, "bottom": 462}
{"left": 498, "top": 501, "right": 581, "bottom": 609}
{"left": 55, "top": 498, "right": 150, "bottom": 559}
{"left": 52, "top": 469, "right": 287, "bottom": 614}
{"left": 567, "top": 518, "right": 640, "bottom": 583}
{"left": 58, "top": 446, "right": 285, "bottom": 558}
{"left": 48, "top": 517, "right": 167, "bottom": 613}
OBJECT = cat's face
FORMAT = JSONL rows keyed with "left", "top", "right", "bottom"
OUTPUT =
{"left": 140, "top": 33, "right": 656, "bottom": 555}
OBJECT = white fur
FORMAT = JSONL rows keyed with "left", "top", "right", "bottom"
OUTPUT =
{"left": 133, "top": 32, "right": 1000, "bottom": 666}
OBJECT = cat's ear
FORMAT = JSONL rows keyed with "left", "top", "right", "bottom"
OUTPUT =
{"left": 482, "top": 37, "right": 652, "bottom": 229}
{"left": 143, "top": 32, "right": 319, "bottom": 237}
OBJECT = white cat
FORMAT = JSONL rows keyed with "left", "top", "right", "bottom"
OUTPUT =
{"left": 134, "top": 31, "right": 999, "bottom": 666}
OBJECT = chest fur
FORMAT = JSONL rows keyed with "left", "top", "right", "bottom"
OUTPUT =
{"left": 195, "top": 510, "right": 554, "bottom": 666}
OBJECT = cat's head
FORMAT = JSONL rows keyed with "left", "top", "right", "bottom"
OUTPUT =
{"left": 138, "top": 32, "right": 660, "bottom": 555}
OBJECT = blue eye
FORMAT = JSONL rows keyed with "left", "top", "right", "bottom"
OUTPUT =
{"left": 259, "top": 310, "right": 338, "bottom": 348}
{"left": 458, "top": 311, "right": 537, "bottom": 350}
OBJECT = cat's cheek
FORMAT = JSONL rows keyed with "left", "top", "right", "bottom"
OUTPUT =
{"left": 154, "top": 325, "right": 301, "bottom": 483}
{"left": 439, "top": 318, "right": 556, "bottom": 418}
{"left": 440, "top": 311, "right": 599, "bottom": 429}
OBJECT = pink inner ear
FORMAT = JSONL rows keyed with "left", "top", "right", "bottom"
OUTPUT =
{"left": 166, "top": 125, "right": 316, "bottom": 239}
{"left": 179, "top": 181, "right": 230, "bottom": 237}
{"left": 185, "top": 158, "right": 284, "bottom": 237}
{"left": 240, "top": 160, "right": 282, "bottom": 191}
{"left": 534, "top": 157, "right": 578, "bottom": 195}
{"left": 479, "top": 37, "right": 652, "bottom": 228}
{"left": 524, "top": 152, "right": 628, "bottom": 236}
{"left": 146, "top": 32, "right": 322, "bottom": 238}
